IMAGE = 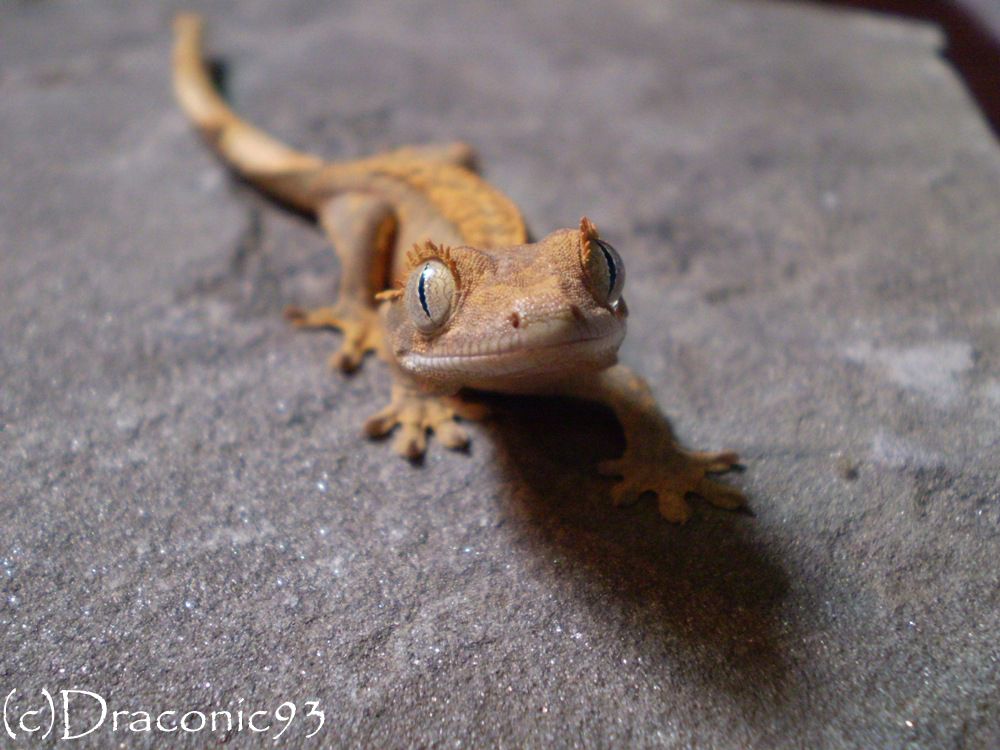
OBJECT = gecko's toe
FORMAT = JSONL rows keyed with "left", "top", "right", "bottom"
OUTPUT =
{"left": 363, "top": 405, "right": 398, "bottom": 439}
{"left": 695, "top": 477, "right": 746, "bottom": 510}
{"left": 330, "top": 323, "right": 380, "bottom": 373}
{"left": 393, "top": 422, "right": 427, "bottom": 460}
{"left": 328, "top": 343, "right": 364, "bottom": 373}
{"left": 608, "top": 479, "right": 642, "bottom": 507}
{"left": 657, "top": 490, "right": 693, "bottom": 524}
{"left": 434, "top": 420, "right": 469, "bottom": 450}
{"left": 688, "top": 450, "right": 741, "bottom": 473}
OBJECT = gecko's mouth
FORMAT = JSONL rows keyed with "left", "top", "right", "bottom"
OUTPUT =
{"left": 398, "top": 316, "right": 626, "bottom": 385}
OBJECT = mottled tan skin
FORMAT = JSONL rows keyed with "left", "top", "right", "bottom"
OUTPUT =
{"left": 172, "top": 13, "right": 744, "bottom": 521}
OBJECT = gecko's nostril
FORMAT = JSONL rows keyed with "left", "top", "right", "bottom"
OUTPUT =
{"left": 569, "top": 305, "right": 585, "bottom": 321}
{"left": 509, "top": 312, "right": 520, "bottom": 329}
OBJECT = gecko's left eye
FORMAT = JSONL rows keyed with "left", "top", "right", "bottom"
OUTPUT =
{"left": 405, "top": 259, "right": 456, "bottom": 333}
{"left": 585, "top": 238, "right": 625, "bottom": 308}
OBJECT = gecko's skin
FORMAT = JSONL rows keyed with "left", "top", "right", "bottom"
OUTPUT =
{"left": 172, "top": 14, "right": 745, "bottom": 522}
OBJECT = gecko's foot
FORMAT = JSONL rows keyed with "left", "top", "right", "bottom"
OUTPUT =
{"left": 598, "top": 447, "right": 744, "bottom": 523}
{"left": 285, "top": 301, "right": 381, "bottom": 373}
{"left": 363, "top": 389, "right": 489, "bottom": 460}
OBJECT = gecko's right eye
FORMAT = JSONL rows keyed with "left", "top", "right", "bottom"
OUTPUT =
{"left": 405, "top": 259, "right": 456, "bottom": 333}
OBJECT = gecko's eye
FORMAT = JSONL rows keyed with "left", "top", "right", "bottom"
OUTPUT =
{"left": 405, "top": 259, "right": 456, "bottom": 333}
{"left": 585, "top": 238, "right": 625, "bottom": 308}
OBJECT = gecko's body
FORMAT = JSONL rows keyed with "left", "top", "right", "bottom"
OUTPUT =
{"left": 172, "top": 14, "right": 744, "bottom": 522}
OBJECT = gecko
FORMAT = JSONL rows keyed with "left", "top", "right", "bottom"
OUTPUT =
{"left": 171, "top": 13, "right": 745, "bottom": 522}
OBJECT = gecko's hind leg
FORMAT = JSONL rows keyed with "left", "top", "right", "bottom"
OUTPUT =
{"left": 286, "top": 193, "right": 397, "bottom": 372}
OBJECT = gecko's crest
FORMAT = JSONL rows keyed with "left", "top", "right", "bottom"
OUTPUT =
{"left": 405, "top": 240, "right": 459, "bottom": 282}
{"left": 579, "top": 216, "right": 601, "bottom": 263}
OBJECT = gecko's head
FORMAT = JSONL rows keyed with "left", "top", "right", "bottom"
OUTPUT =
{"left": 379, "top": 217, "right": 628, "bottom": 392}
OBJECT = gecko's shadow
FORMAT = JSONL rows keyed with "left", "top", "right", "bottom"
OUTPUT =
{"left": 480, "top": 392, "right": 790, "bottom": 712}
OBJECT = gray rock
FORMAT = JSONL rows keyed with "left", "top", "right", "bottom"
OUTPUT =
{"left": 1, "top": 0, "right": 997, "bottom": 747}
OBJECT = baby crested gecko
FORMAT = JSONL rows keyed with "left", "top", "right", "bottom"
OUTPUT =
{"left": 172, "top": 13, "right": 745, "bottom": 522}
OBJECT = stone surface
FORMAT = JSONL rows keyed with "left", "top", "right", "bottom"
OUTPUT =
{"left": 1, "top": 0, "right": 998, "bottom": 747}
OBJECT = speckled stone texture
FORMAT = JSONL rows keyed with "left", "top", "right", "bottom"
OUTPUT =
{"left": 1, "top": 1, "right": 998, "bottom": 747}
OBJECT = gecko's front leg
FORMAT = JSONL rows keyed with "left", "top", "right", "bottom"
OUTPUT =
{"left": 285, "top": 301, "right": 382, "bottom": 372}
{"left": 286, "top": 193, "right": 397, "bottom": 372}
{"left": 363, "top": 369, "right": 488, "bottom": 460}
{"left": 564, "top": 365, "right": 745, "bottom": 522}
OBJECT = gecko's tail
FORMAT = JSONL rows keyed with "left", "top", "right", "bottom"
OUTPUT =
{"left": 172, "top": 13, "right": 327, "bottom": 213}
